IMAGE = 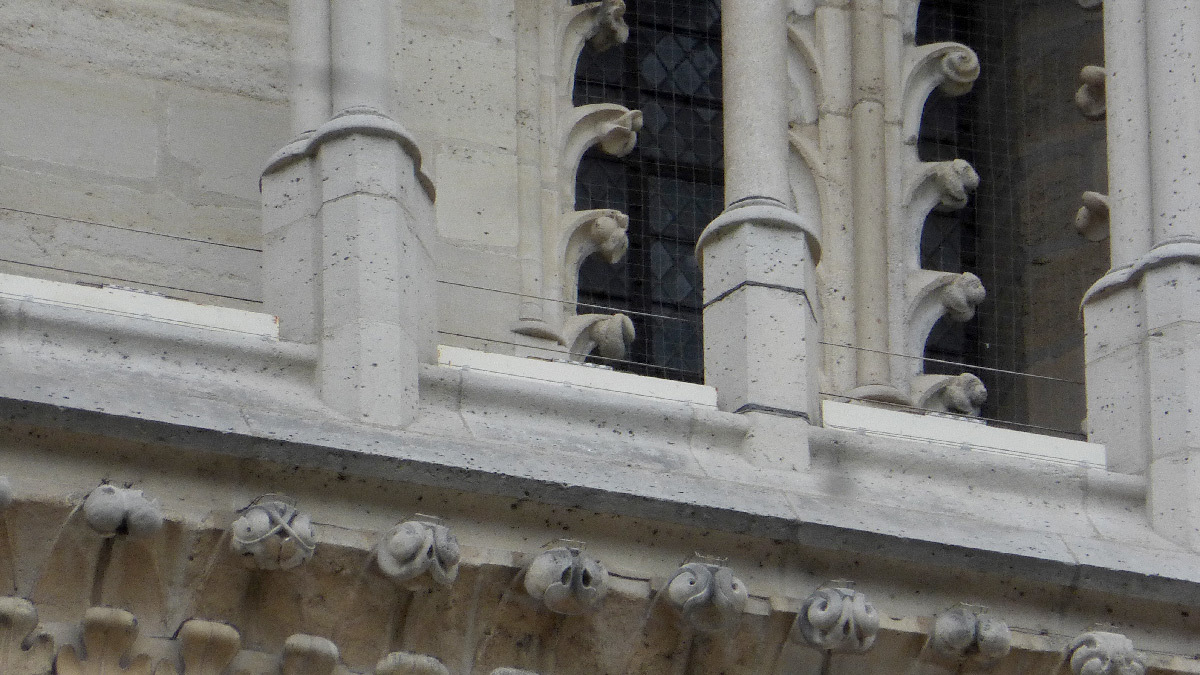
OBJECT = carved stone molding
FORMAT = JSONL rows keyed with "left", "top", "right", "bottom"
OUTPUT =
{"left": 1076, "top": 65, "right": 1107, "bottom": 120}
{"left": 562, "top": 313, "right": 635, "bottom": 362}
{"left": 912, "top": 373, "right": 988, "bottom": 417}
{"left": 56, "top": 607, "right": 153, "bottom": 675}
{"left": 928, "top": 606, "right": 1011, "bottom": 665}
{"left": 230, "top": 498, "right": 316, "bottom": 571}
{"left": 83, "top": 485, "right": 163, "bottom": 538}
{"left": 524, "top": 546, "right": 609, "bottom": 615}
{"left": 375, "top": 652, "right": 450, "bottom": 675}
{"left": 1067, "top": 632, "right": 1145, "bottom": 675}
{"left": 0, "top": 597, "right": 53, "bottom": 675}
{"left": 156, "top": 620, "right": 241, "bottom": 675}
{"left": 281, "top": 634, "right": 340, "bottom": 675}
{"left": 376, "top": 520, "right": 461, "bottom": 587}
{"left": 663, "top": 562, "right": 749, "bottom": 634}
{"left": 1076, "top": 191, "right": 1110, "bottom": 242}
{"left": 792, "top": 585, "right": 879, "bottom": 654}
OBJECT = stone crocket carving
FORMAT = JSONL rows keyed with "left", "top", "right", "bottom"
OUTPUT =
{"left": 376, "top": 520, "right": 461, "bottom": 586}
{"left": 524, "top": 546, "right": 609, "bottom": 615}
{"left": 929, "top": 606, "right": 1012, "bottom": 663}
{"left": 230, "top": 498, "right": 316, "bottom": 570}
{"left": 792, "top": 585, "right": 880, "bottom": 653}
{"left": 1067, "top": 632, "right": 1145, "bottom": 675}
{"left": 83, "top": 485, "right": 163, "bottom": 538}
{"left": 663, "top": 562, "right": 749, "bottom": 634}
{"left": 1075, "top": 65, "right": 1106, "bottom": 120}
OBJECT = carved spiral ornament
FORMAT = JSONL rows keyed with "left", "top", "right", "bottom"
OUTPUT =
{"left": 230, "top": 499, "right": 316, "bottom": 570}
{"left": 524, "top": 546, "right": 609, "bottom": 615}
{"left": 793, "top": 586, "right": 880, "bottom": 653}
{"left": 939, "top": 49, "right": 981, "bottom": 96}
{"left": 930, "top": 607, "right": 1011, "bottom": 662}
{"left": 664, "top": 562, "right": 749, "bottom": 634}
{"left": 1068, "top": 632, "right": 1145, "bottom": 675}
{"left": 376, "top": 520, "right": 461, "bottom": 586}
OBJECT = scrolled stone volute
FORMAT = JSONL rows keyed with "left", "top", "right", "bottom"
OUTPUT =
{"left": 1075, "top": 191, "right": 1110, "bottom": 242}
{"left": 587, "top": 0, "right": 629, "bottom": 52}
{"left": 524, "top": 546, "right": 609, "bottom": 615}
{"left": 940, "top": 272, "right": 986, "bottom": 322}
{"left": 939, "top": 48, "right": 981, "bottom": 96}
{"left": 664, "top": 562, "right": 749, "bottom": 634}
{"left": 83, "top": 484, "right": 163, "bottom": 538}
{"left": 930, "top": 606, "right": 1011, "bottom": 662}
{"left": 1067, "top": 632, "right": 1145, "bottom": 675}
{"left": 933, "top": 159, "right": 981, "bottom": 211}
{"left": 792, "top": 585, "right": 880, "bottom": 653}
{"left": 1075, "top": 65, "right": 1107, "bottom": 120}
{"left": 376, "top": 520, "right": 461, "bottom": 586}
{"left": 230, "top": 499, "right": 316, "bottom": 570}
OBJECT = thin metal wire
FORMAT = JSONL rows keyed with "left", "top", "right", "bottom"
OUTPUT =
{"left": 819, "top": 390, "right": 1086, "bottom": 438}
{"left": 0, "top": 206, "right": 264, "bottom": 252}
{"left": 820, "top": 341, "right": 1084, "bottom": 385}
{"left": 437, "top": 279, "right": 696, "bottom": 323}
{"left": 0, "top": 257, "right": 261, "bottom": 305}
{"left": 437, "top": 330, "right": 699, "bottom": 377}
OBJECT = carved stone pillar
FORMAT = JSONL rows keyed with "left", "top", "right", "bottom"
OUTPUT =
{"left": 1083, "top": 0, "right": 1200, "bottom": 549}
{"left": 698, "top": 0, "right": 821, "bottom": 454}
{"left": 263, "top": 0, "right": 435, "bottom": 427}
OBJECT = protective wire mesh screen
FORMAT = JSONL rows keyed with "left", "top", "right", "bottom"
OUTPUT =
{"left": 916, "top": 1, "right": 1106, "bottom": 436}
{"left": 571, "top": 0, "right": 722, "bottom": 382}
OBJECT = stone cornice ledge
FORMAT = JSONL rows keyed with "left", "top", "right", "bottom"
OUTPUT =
{"left": 0, "top": 383, "right": 1195, "bottom": 608}
{"left": 1082, "top": 238, "right": 1200, "bottom": 305}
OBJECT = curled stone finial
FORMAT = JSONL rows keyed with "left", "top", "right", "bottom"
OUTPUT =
{"left": 230, "top": 498, "right": 316, "bottom": 570}
{"left": 1068, "top": 632, "right": 1145, "bottom": 675}
{"left": 933, "top": 160, "right": 981, "bottom": 211}
{"left": 589, "top": 214, "right": 629, "bottom": 263}
{"left": 664, "top": 562, "right": 749, "bottom": 634}
{"left": 376, "top": 520, "right": 461, "bottom": 587}
{"left": 792, "top": 585, "right": 880, "bottom": 653}
{"left": 587, "top": 0, "right": 629, "bottom": 52}
{"left": 941, "top": 374, "right": 987, "bottom": 416}
{"left": 1075, "top": 65, "right": 1106, "bottom": 119}
{"left": 596, "top": 109, "right": 643, "bottom": 157}
{"left": 1076, "top": 191, "right": 1110, "bottom": 242}
{"left": 930, "top": 606, "right": 1011, "bottom": 663}
{"left": 524, "top": 546, "right": 609, "bottom": 615}
{"left": 83, "top": 485, "right": 163, "bottom": 538}
{"left": 589, "top": 313, "right": 635, "bottom": 360}
{"left": 940, "top": 272, "right": 986, "bottom": 322}
{"left": 939, "top": 49, "right": 981, "bottom": 96}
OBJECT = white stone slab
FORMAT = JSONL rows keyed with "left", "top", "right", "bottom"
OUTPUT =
{"left": 437, "top": 345, "right": 717, "bottom": 407}
{"left": 0, "top": 272, "right": 278, "bottom": 338}
{"left": 822, "top": 400, "right": 1106, "bottom": 467}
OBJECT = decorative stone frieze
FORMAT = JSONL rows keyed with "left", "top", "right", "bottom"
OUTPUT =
{"left": 1067, "top": 632, "right": 1145, "bottom": 675}
{"left": 230, "top": 498, "right": 316, "bottom": 570}
{"left": 375, "top": 652, "right": 450, "bottom": 675}
{"left": 156, "top": 620, "right": 241, "bottom": 675}
{"left": 56, "top": 607, "right": 152, "bottom": 675}
{"left": 281, "top": 634, "right": 340, "bottom": 675}
{"left": 0, "top": 597, "right": 53, "bottom": 675}
{"left": 376, "top": 519, "right": 461, "bottom": 586}
{"left": 663, "top": 562, "right": 749, "bottom": 634}
{"left": 1076, "top": 191, "right": 1111, "bottom": 242}
{"left": 1076, "top": 66, "right": 1107, "bottom": 120}
{"left": 792, "top": 585, "right": 879, "bottom": 654}
{"left": 928, "top": 606, "right": 1011, "bottom": 665}
{"left": 524, "top": 546, "right": 609, "bottom": 615}
{"left": 83, "top": 485, "right": 163, "bottom": 538}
